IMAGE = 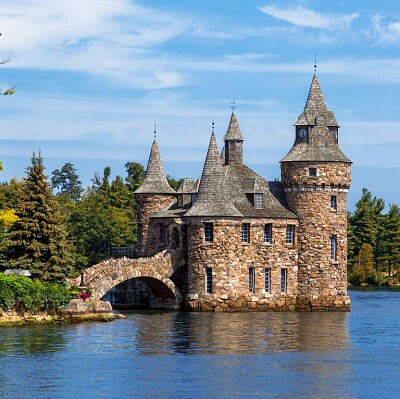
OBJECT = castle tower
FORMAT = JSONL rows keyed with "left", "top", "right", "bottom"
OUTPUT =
{"left": 280, "top": 74, "right": 352, "bottom": 311}
{"left": 134, "top": 139, "right": 175, "bottom": 256}
{"left": 224, "top": 112, "right": 244, "bottom": 165}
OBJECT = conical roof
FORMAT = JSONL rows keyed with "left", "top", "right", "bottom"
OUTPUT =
{"left": 134, "top": 140, "right": 175, "bottom": 194}
{"left": 185, "top": 132, "right": 240, "bottom": 217}
{"left": 224, "top": 112, "right": 244, "bottom": 141}
{"left": 282, "top": 74, "right": 351, "bottom": 163}
{"left": 304, "top": 74, "right": 327, "bottom": 113}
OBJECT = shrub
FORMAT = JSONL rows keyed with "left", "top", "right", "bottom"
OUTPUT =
{"left": 0, "top": 274, "right": 70, "bottom": 312}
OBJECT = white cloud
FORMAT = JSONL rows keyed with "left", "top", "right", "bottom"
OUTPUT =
{"left": 259, "top": 5, "right": 359, "bottom": 31}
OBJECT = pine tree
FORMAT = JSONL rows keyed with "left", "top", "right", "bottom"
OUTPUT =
{"left": 2, "top": 153, "right": 74, "bottom": 283}
{"left": 383, "top": 204, "right": 400, "bottom": 277}
{"left": 349, "top": 243, "right": 376, "bottom": 285}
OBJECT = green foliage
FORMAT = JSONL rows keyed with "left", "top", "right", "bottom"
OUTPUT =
{"left": 166, "top": 175, "right": 183, "bottom": 191}
{"left": 51, "top": 163, "right": 83, "bottom": 201}
{"left": 1, "top": 153, "right": 74, "bottom": 283}
{"left": 348, "top": 189, "right": 400, "bottom": 285}
{"left": 0, "top": 274, "right": 69, "bottom": 312}
{"left": 68, "top": 167, "right": 136, "bottom": 265}
{"left": 124, "top": 162, "right": 145, "bottom": 193}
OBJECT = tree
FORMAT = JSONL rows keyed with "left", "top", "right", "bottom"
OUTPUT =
{"left": 349, "top": 243, "right": 376, "bottom": 285}
{"left": 51, "top": 162, "right": 83, "bottom": 201}
{"left": 124, "top": 162, "right": 145, "bottom": 192}
{"left": 166, "top": 175, "right": 183, "bottom": 191}
{"left": 68, "top": 169, "right": 136, "bottom": 265}
{"left": 1, "top": 153, "right": 74, "bottom": 283}
{"left": 382, "top": 204, "right": 400, "bottom": 277}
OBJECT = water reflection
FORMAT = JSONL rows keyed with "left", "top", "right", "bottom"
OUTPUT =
{"left": 128, "top": 311, "right": 350, "bottom": 355}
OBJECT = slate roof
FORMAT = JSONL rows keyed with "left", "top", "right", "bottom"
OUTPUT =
{"left": 224, "top": 112, "right": 244, "bottom": 141}
{"left": 176, "top": 179, "right": 199, "bottom": 194}
{"left": 282, "top": 74, "right": 351, "bottom": 164}
{"left": 134, "top": 140, "right": 176, "bottom": 194}
{"left": 185, "top": 132, "right": 241, "bottom": 217}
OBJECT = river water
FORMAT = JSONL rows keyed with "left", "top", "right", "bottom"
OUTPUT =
{"left": 0, "top": 288, "right": 400, "bottom": 399}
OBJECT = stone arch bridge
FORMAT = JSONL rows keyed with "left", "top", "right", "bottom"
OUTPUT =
{"left": 71, "top": 250, "right": 185, "bottom": 309}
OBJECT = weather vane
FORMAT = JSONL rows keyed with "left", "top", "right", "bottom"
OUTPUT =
{"left": 314, "top": 53, "right": 317, "bottom": 73}
{"left": 212, "top": 120, "right": 215, "bottom": 135}
{"left": 230, "top": 100, "right": 237, "bottom": 111}
{"left": 154, "top": 120, "right": 157, "bottom": 139}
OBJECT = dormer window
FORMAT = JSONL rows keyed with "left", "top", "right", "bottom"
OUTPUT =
{"left": 309, "top": 168, "right": 317, "bottom": 177}
{"left": 254, "top": 193, "right": 263, "bottom": 208}
{"left": 191, "top": 193, "right": 197, "bottom": 205}
{"left": 177, "top": 195, "right": 183, "bottom": 208}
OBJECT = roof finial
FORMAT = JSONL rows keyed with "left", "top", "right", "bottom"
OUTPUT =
{"left": 154, "top": 120, "right": 157, "bottom": 140}
{"left": 212, "top": 120, "right": 215, "bottom": 136}
{"left": 314, "top": 53, "right": 317, "bottom": 73}
{"left": 230, "top": 100, "right": 237, "bottom": 112}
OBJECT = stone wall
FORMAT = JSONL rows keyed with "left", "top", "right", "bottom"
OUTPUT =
{"left": 281, "top": 161, "right": 351, "bottom": 311}
{"left": 186, "top": 217, "right": 299, "bottom": 311}
{"left": 134, "top": 194, "right": 175, "bottom": 257}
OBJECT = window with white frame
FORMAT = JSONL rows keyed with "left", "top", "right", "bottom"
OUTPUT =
{"left": 205, "top": 266, "right": 213, "bottom": 294}
{"left": 254, "top": 193, "right": 263, "bottom": 208}
{"left": 204, "top": 222, "right": 214, "bottom": 242}
{"left": 286, "top": 225, "right": 295, "bottom": 244}
{"left": 249, "top": 267, "right": 255, "bottom": 293}
{"left": 330, "top": 235, "right": 337, "bottom": 260}
{"left": 331, "top": 195, "right": 337, "bottom": 210}
{"left": 265, "top": 267, "right": 271, "bottom": 293}
{"left": 281, "top": 268, "right": 287, "bottom": 293}
{"left": 242, "top": 223, "right": 250, "bottom": 243}
{"left": 264, "top": 224, "right": 272, "bottom": 244}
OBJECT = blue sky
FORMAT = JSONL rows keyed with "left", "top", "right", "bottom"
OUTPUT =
{"left": 0, "top": 0, "right": 400, "bottom": 211}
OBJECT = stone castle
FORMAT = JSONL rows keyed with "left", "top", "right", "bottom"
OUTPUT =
{"left": 133, "top": 73, "right": 352, "bottom": 312}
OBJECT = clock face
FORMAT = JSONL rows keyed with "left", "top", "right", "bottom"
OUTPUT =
{"left": 299, "top": 128, "right": 307, "bottom": 139}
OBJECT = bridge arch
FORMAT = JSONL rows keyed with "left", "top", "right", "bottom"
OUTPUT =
{"left": 78, "top": 251, "right": 183, "bottom": 309}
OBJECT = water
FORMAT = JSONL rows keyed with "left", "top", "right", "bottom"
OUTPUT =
{"left": 1, "top": 289, "right": 400, "bottom": 399}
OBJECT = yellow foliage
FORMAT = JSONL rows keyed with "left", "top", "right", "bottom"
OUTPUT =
{"left": 0, "top": 208, "right": 18, "bottom": 228}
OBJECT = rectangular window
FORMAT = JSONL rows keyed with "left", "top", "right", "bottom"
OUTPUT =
{"left": 281, "top": 269, "right": 287, "bottom": 293}
{"left": 265, "top": 267, "right": 271, "bottom": 293}
{"left": 331, "top": 195, "right": 337, "bottom": 210}
{"left": 249, "top": 267, "right": 255, "bottom": 293}
{"left": 204, "top": 222, "right": 214, "bottom": 242}
{"left": 264, "top": 224, "right": 272, "bottom": 243}
{"left": 242, "top": 223, "right": 250, "bottom": 243}
{"left": 138, "top": 224, "right": 143, "bottom": 243}
{"left": 286, "top": 225, "right": 295, "bottom": 244}
{"left": 330, "top": 235, "right": 337, "bottom": 260}
{"left": 254, "top": 193, "right": 263, "bottom": 208}
{"left": 159, "top": 223, "right": 164, "bottom": 243}
{"left": 191, "top": 193, "right": 197, "bottom": 205}
{"left": 309, "top": 167, "right": 317, "bottom": 177}
{"left": 205, "top": 267, "right": 213, "bottom": 294}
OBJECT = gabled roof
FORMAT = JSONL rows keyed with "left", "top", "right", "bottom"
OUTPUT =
{"left": 224, "top": 112, "right": 244, "bottom": 141}
{"left": 176, "top": 179, "right": 199, "bottom": 194}
{"left": 185, "top": 132, "right": 241, "bottom": 217}
{"left": 134, "top": 140, "right": 175, "bottom": 194}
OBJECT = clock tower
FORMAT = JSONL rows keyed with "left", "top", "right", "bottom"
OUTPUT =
{"left": 281, "top": 73, "right": 352, "bottom": 311}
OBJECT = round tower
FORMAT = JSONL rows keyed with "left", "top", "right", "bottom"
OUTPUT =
{"left": 280, "top": 74, "right": 352, "bottom": 311}
{"left": 134, "top": 139, "right": 175, "bottom": 257}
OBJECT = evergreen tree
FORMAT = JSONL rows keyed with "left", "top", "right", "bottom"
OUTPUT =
{"left": 382, "top": 204, "right": 400, "bottom": 276}
{"left": 1, "top": 153, "right": 74, "bottom": 283}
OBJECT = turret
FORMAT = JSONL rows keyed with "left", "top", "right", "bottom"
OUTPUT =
{"left": 224, "top": 112, "right": 244, "bottom": 165}
{"left": 280, "top": 73, "right": 352, "bottom": 311}
{"left": 134, "top": 138, "right": 175, "bottom": 256}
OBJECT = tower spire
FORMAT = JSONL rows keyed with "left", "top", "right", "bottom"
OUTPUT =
{"left": 134, "top": 126, "right": 175, "bottom": 194}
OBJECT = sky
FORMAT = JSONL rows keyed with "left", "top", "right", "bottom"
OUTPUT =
{"left": 0, "top": 0, "right": 400, "bottom": 211}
